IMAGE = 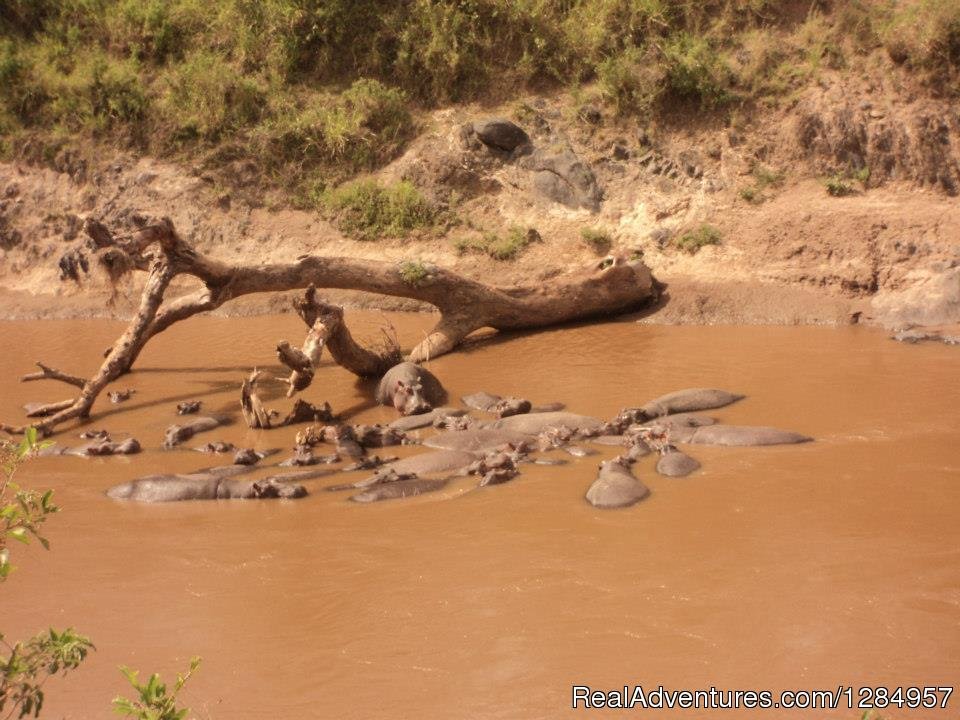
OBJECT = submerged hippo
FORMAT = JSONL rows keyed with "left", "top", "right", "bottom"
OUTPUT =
{"left": 585, "top": 460, "right": 650, "bottom": 509}
{"left": 162, "top": 416, "right": 227, "bottom": 449}
{"left": 388, "top": 407, "right": 466, "bottom": 432}
{"left": 423, "top": 428, "right": 532, "bottom": 453}
{"left": 494, "top": 411, "right": 603, "bottom": 435}
{"left": 636, "top": 388, "right": 744, "bottom": 420}
{"left": 107, "top": 475, "right": 307, "bottom": 502}
{"left": 684, "top": 425, "right": 812, "bottom": 446}
{"left": 350, "top": 477, "right": 449, "bottom": 503}
{"left": 655, "top": 448, "right": 701, "bottom": 477}
{"left": 376, "top": 362, "right": 447, "bottom": 416}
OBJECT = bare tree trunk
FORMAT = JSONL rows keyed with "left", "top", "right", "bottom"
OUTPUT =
{"left": 1, "top": 217, "right": 656, "bottom": 436}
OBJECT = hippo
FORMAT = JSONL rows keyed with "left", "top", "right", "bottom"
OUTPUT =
{"left": 684, "top": 425, "right": 812, "bottom": 446}
{"left": 176, "top": 400, "right": 202, "bottom": 415}
{"left": 462, "top": 391, "right": 502, "bottom": 411}
{"left": 423, "top": 428, "right": 532, "bottom": 454}
{"left": 350, "top": 477, "right": 450, "bottom": 503}
{"left": 655, "top": 448, "right": 701, "bottom": 477}
{"left": 630, "top": 388, "right": 744, "bottom": 421}
{"left": 162, "top": 416, "right": 227, "bottom": 449}
{"left": 107, "top": 475, "right": 307, "bottom": 502}
{"left": 494, "top": 412, "right": 603, "bottom": 435}
{"left": 376, "top": 362, "right": 446, "bottom": 416}
{"left": 585, "top": 460, "right": 650, "bottom": 509}
{"left": 376, "top": 450, "right": 476, "bottom": 477}
{"left": 388, "top": 407, "right": 466, "bottom": 432}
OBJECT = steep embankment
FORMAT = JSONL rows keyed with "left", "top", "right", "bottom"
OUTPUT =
{"left": 1, "top": 1, "right": 958, "bottom": 328}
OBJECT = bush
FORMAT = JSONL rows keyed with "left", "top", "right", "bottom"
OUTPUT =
{"left": 883, "top": 0, "right": 960, "bottom": 88}
{"left": 322, "top": 179, "right": 435, "bottom": 241}
{"left": 455, "top": 226, "right": 540, "bottom": 261}
{"left": 675, "top": 224, "right": 721, "bottom": 253}
{"left": 398, "top": 260, "right": 429, "bottom": 286}
{"left": 155, "top": 50, "right": 265, "bottom": 146}
{"left": 580, "top": 227, "right": 613, "bottom": 254}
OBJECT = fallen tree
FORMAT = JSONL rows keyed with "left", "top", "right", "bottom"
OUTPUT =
{"left": 1, "top": 216, "right": 657, "bottom": 436}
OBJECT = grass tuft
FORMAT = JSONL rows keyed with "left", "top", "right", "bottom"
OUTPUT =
{"left": 580, "top": 227, "right": 612, "bottom": 254}
{"left": 675, "top": 224, "right": 722, "bottom": 254}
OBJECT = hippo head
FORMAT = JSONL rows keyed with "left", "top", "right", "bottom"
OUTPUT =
{"left": 392, "top": 379, "right": 432, "bottom": 416}
{"left": 251, "top": 480, "right": 308, "bottom": 499}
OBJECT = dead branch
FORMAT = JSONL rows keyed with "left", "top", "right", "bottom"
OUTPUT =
{"left": 21, "top": 362, "right": 86, "bottom": 388}
{"left": 5, "top": 216, "right": 656, "bottom": 435}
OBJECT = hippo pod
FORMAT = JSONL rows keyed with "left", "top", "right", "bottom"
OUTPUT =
{"left": 376, "top": 362, "right": 447, "bottom": 416}
{"left": 586, "top": 460, "right": 650, "bottom": 509}
{"left": 107, "top": 474, "right": 307, "bottom": 502}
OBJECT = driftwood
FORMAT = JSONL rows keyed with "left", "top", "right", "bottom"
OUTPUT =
{"left": 1, "top": 216, "right": 656, "bottom": 436}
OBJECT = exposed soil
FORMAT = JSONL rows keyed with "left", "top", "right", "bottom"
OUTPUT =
{"left": 1, "top": 79, "right": 958, "bottom": 331}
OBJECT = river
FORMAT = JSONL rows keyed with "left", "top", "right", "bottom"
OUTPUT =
{"left": 1, "top": 313, "right": 958, "bottom": 719}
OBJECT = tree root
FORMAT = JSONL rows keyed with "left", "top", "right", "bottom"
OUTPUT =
{"left": 3, "top": 216, "right": 656, "bottom": 436}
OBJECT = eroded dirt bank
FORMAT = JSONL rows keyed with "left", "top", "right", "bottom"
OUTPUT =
{"left": 1, "top": 86, "right": 958, "bottom": 329}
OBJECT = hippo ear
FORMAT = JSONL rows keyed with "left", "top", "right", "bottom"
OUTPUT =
{"left": 251, "top": 481, "right": 265, "bottom": 497}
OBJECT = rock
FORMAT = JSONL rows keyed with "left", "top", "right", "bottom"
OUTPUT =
{"left": 526, "top": 143, "right": 602, "bottom": 211}
{"left": 585, "top": 461, "right": 650, "bottom": 509}
{"left": 656, "top": 449, "right": 701, "bottom": 477}
{"left": 473, "top": 118, "right": 530, "bottom": 153}
{"left": 872, "top": 268, "right": 960, "bottom": 326}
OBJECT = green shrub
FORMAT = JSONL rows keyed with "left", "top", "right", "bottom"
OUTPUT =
{"left": 398, "top": 260, "right": 429, "bottom": 286}
{"left": 825, "top": 173, "right": 854, "bottom": 197}
{"left": 456, "top": 226, "right": 540, "bottom": 261}
{"left": 662, "top": 33, "right": 733, "bottom": 108}
{"left": 155, "top": 50, "right": 265, "bottom": 145}
{"left": 322, "top": 179, "right": 435, "bottom": 240}
{"left": 580, "top": 227, "right": 612, "bottom": 254}
{"left": 675, "top": 224, "right": 722, "bottom": 253}
{"left": 114, "top": 657, "right": 201, "bottom": 720}
{"left": 883, "top": 0, "right": 960, "bottom": 88}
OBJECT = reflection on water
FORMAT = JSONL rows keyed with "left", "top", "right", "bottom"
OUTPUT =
{"left": 1, "top": 314, "right": 959, "bottom": 719}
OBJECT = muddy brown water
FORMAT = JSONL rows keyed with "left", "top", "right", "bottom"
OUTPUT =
{"left": 1, "top": 313, "right": 958, "bottom": 719}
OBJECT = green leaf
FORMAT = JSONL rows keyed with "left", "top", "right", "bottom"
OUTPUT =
{"left": 9, "top": 527, "right": 29, "bottom": 543}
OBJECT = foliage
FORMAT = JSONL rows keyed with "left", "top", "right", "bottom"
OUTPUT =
{"left": 1, "top": 429, "right": 94, "bottom": 720}
{"left": 321, "top": 179, "right": 436, "bottom": 241}
{"left": 113, "top": 657, "right": 201, "bottom": 720}
{"left": 0, "top": 0, "right": 956, "bottom": 200}
{"left": 455, "top": 226, "right": 540, "bottom": 261}
{"left": 0, "top": 429, "right": 57, "bottom": 581}
{"left": 675, "top": 224, "right": 722, "bottom": 254}
{"left": 739, "top": 164, "right": 785, "bottom": 203}
{"left": 580, "top": 227, "right": 612, "bottom": 254}
{"left": 398, "top": 260, "right": 429, "bottom": 287}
